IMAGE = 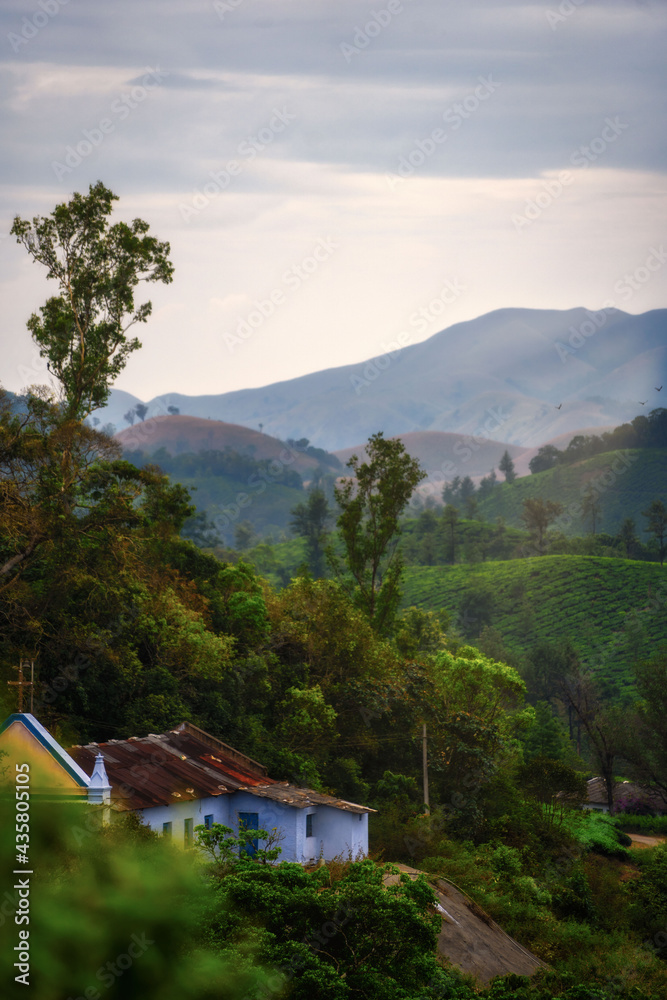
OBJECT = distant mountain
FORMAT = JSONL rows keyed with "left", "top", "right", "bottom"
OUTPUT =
{"left": 97, "top": 306, "right": 667, "bottom": 452}
{"left": 91, "top": 388, "right": 142, "bottom": 432}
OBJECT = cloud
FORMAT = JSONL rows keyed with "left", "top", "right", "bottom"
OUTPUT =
{"left": 0, "top": 0, "right": 665, "bottom": 400}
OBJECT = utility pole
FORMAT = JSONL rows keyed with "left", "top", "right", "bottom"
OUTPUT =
{"left": 422, "top": 722, "right": 430, "bottom": 813}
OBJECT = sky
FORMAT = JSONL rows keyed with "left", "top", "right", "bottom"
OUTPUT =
{"left": 1, "top": 0, "right": 666, "bottom": 402}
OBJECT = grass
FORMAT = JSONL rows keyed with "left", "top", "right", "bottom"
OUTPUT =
{"left": 401, "top": 555, "right": 667, "bottom": 695}
{"left": 613, "top": 815, "right": 667, "bottom": 835}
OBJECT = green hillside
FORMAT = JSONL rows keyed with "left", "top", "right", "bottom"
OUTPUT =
{"left": 477, "top": 448, "right": 666, "bottom": 538}
{"left": 402, "top": 555, "right": 667, "bottom": 696}
{"left": 176, "top": 472, "right": 305, "bottom": 543}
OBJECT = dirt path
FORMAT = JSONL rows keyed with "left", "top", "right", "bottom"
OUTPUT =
{"left": 625, "top": 833, "right": 667, "bottom": 849}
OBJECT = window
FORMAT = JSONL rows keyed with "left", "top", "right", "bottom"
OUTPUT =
{"left": 306, "top": 814, "right": 313, "bottom": 838}
{"left": 238, "top": 812, "right": 259, "bottom": 857}
{"left": 204, "top": 814, "right": 213, "bottom": 830}
{"left": 162, "top": 821, "right": 172, "bottom": 838}
{"left": 184, "top": 818, "right": 193, "bottom": 847}
{"left": 358, "top": 813, "right": 363, "bottom": 822}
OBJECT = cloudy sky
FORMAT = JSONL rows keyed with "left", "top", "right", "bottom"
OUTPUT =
{"left": 1, "top": 0, "right": 665, "bottom": 402}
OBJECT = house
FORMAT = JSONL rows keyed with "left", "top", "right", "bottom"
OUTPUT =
{"left": 0, "top": 714, "right": 373, "bottom": 862}
{"left": 585, "top": 776, "right": 667, "bottom": 815}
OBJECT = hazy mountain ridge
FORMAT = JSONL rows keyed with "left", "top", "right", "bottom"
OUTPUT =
{"left": 95, "top": 306, "right": 667, "bottom": 452}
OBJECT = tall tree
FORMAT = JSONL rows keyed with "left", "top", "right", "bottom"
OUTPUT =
{"left": 618, "top": 517, "right": 638, "bottom": 558}
{"left": 642, "top": 499, "right": 667, "bottom": 566}
{"left": 529, "top": 444, "right": 562, "bottom": 474}
{"left": 135, "top": 403, "right": 149, "bottom": 422}
{"left": 621, "top": 648, "right": 667, "bottom": 800}
{"left": 559, "top": 667, "right": 622, "bottom": 812}
{"left": 498, "top": 450, "right": 516, "bottom": 484}
{"left": 332, "top": 432, "right": 426, "bottom": 633}
{"left": 11, "top": 181, "right": 173, "bottom": 422}
{"left": 459, "top": 475, "right": 476, "bottom": 502}
{"left": 442, "top": 504, "right": 459, "bottom": 564}
{"left": 581, "top": 486, "right": 602, "bottom": 535}
{"left": 477, "top": 468, "right": 498, "bottom": 499}
{"left": 521, "top": 497, "right": 563, "bottom": 555}
{"left": 290, "top": 487, "right": 333, "bottom": 578}
{"left": 441, "top": 476, "right": 461, "bottom": 507}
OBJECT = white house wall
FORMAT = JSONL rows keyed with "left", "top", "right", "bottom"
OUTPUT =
{"left": 135, "top": 794, "right": 229, "bottom": 847}
{"left": 133, "top": 791, "right": 368, "bottom": 863}
{"left": 315, "top": 805, "right": 368, "bottom": 862}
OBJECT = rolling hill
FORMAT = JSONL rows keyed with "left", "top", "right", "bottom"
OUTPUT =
{"left": 476, "top": 448, "right": 667, "bottom": 539}
{"left": 401, "top": 555, "right": 667, "bottom": 697}
{"left": 115, "top": 415, "right": 326, "bottom": 476}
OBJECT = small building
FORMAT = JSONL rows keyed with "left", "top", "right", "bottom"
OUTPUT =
{"left": 0, "top": 715, "right": 373, "bottom": 863}
{"left": 585, "top": 776, "right": 667, "bottom": 815}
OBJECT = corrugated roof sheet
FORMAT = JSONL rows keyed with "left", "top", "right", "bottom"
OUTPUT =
{"left": 67, "top": 721, "right": 375, "bottom": 814}
{"left": 67, "top": 723, "right": 276, "bottom": 811}
{"left": 587, "top": 777, "right": 667, "bottom": 812}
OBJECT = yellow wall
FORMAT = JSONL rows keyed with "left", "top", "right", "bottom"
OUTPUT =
{"left": 0, "top": 720, "right": 87, "bottom": 796}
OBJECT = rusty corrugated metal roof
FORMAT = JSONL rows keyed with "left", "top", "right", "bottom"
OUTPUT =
{"left": 587, "top": 776, "right": 667, "bottom": 812}
{"left": 67, "top": 723, "right": 276, "bottom": 811}
{"left": 67, "top": 721, "right": 375, "bottom": 814}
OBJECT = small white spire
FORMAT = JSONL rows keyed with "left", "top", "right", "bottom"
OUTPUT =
{"left": 88, "top": 753, "right": 112, "bottom": 805}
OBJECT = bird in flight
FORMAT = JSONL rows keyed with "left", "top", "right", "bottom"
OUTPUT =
{"left": 656, "top": 386, "right": 663, "bottom": 391}
{"left": 639, "top": 400, "right": 647, "bottom": 405}
{"left": 555, "top": 403, "right": 562, "bottom": 410}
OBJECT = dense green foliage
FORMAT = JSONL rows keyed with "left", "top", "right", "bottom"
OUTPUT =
{"left": 123, "top": 444, "right": 307, "bottom": 545}
{"left": 528, "top": 409, "right": 667, "bottom": 472}
{"left": 0, "top": 802, "right": 270, "bottom": 1000}
{"left": 4, "top": 184, "right": 667, "bottom": 999}
{"left": 10, "top": 182, "right": 173, "bottom": 421}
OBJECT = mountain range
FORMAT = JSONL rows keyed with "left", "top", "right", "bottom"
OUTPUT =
{"left": 97, "top": 306, "right": 667, "bottom": 453}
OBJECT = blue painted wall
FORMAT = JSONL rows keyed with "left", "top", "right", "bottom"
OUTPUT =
{"left": 137, "top": 792, "right": 368, "bottom": 862}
